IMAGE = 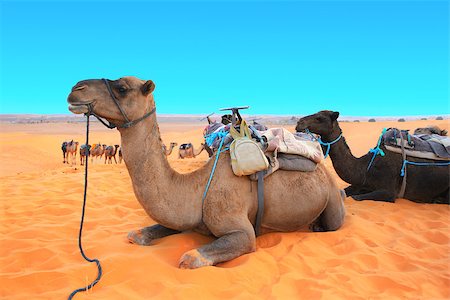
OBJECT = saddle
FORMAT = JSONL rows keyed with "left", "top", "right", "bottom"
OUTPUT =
{"left": 179, "top": 143, "right": 193, "bottom": 150}
{"left": 383, "top": 128, "right": 450, "bottom": 161}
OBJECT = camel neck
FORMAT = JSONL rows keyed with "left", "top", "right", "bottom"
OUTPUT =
{"left": 325, "top": 127, "right": 369, "bottom": 186}
{"left": 117, "top": 112, "right": 207, "bottom": 230}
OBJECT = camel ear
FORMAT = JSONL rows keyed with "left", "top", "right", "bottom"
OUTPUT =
{"left": 142, "top": 80, "right": 155, "bottom": 96}
{"left": 331, "top": 111, "right": 339, "bottom": 121}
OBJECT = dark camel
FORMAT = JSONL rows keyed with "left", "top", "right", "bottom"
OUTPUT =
{"left": 296, "top": 110, "right": 449, "bottom": 204}
{"left": 67, "top": 77, "right": 345, "bottom": 268}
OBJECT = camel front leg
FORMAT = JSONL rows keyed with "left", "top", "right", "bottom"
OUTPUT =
{"left": 179, "top": 223, "right": 256, "bottom": 269}
{"left": 128, "top": 224, "right": 180, "bottom": 246}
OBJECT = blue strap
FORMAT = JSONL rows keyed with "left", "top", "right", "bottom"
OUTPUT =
{"left": 317, "top": 134, "right": 342, "bottom": 159}
{"left": 400, "top": 160, "right": 450, "bottom": 177}
{"left": 202, "top": 135, "right": 226, "bottom": 205}
{"left": 204, "top": 130, "right": 227, "bottom": 147}
{"left": 367, "top": 128, "right": 387, "bottom": 171}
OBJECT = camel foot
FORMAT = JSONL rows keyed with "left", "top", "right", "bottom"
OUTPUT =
{"left": 179, "top": 249, "right": 213, "bottom": 269}
{"left": 127, "top": 229, "right": 152, "bottom": 246}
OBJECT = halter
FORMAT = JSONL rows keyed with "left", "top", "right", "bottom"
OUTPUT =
{"left": 86, "top": 79, "right": 156, "bottom": 129}
{"left": 305, "top": 128, "right": 342, "bottom": 159}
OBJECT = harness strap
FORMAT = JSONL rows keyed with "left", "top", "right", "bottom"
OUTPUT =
{"left": 102, "top": 78, "right": 131, "bottom": 123}
{"left": 318, "top": 134, "right": 342, "bottom": 159}
{"left": 367, "top": 128, "right": 386, "bottom": 171}
{"left": 398, "top": 130, "right": 407, "bottom": 198}
{"left": 255, "top": 171, "right": 265, "bottom": 236}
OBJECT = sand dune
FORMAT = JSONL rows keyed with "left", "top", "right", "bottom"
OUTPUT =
{"left": 0, "top": 120, "right": 449, "bottom": 299}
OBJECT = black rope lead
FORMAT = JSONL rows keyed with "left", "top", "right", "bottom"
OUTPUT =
{"left": 68, "top": 113, "right": 103, "bottom": 300}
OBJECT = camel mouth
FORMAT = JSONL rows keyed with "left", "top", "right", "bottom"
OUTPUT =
{"left": 68, "top": 103, "right": 89, "bottom": 114}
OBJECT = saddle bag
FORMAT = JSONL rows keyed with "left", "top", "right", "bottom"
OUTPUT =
{"left": 230, "top": 120, "right": 269, "bottom": 176}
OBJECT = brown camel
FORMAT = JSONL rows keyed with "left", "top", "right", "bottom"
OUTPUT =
{"left": 178, "top": 143, "right": 205, "bottom": 159}
{"left": 90, "top": 143, "right": 106, "bottom": 162}
{"left": 296, "top": 111, "right": 449, "bottom": 204}
{"left": 162, "top": 142, "right": 178, "bottom": 156}
{"left": 104, "top": 145, "right": 120, "bottom": 164}
{"left": 64, "top": 140, "right": 79, "bottom": 166}
{"left": 67, "top": 77, "right": 345, "bottom": 269}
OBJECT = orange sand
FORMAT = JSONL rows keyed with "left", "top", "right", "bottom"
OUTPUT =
{"left": 0, "top": 120, "right": 449, "bottom": 299}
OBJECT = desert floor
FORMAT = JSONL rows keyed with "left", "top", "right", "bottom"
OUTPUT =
{"left": 0, "top": 119, "right": 449, "bottom": 299}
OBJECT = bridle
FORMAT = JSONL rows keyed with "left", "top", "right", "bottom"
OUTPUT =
{"left": 86, "top": 78, "right": 156, "bottom": 129}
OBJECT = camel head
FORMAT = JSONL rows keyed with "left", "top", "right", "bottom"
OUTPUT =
{"left": 170, "top": 142, "right": 178, "bottom": 147}
{"left": 67, "top": 77, "right": 156, "bottom": 128}
{"left": 296, "top": 110, "right": 340, "bottom": 139}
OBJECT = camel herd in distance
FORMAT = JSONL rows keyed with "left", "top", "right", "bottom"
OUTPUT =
{"left": 61, "top": 140, "right": 207, "bottom": 166}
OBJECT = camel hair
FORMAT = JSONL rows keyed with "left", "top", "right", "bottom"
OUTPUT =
{"left": 179, "top": 143, "right": 205, "bottom": 159}
{"left": 162, "top": 142, "right": 178, "bottom": 156}
{"left": 67, "top": 76, "right": 345, "bottom": 269}
{"left": 296, "top": 110, "right": 449, "bottom": 204}
{"left": 104, "top": 145, "right": 120, "bottom": 164}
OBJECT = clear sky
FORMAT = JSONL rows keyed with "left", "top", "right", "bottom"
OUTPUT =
{"left": 0, "top": 0, "right": 448, "bottom": 116}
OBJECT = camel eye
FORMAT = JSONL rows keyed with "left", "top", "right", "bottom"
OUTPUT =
{"left": 118, "top": 86, "right": 127, "bottom": 93}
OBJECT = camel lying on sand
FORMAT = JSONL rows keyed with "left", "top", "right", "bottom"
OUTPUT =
{"left": 67, "top": 77, "right": 345, "bottom": 268}
{"left": 296, "top": 111, "right": 449, "bottom": 204}
{"left": 414, "top": 125, "right": 448, "bottom": 136}
{"left": 162, "top": 142, "right": 178, "bottom": 156}
{"left": 179, "top": 143, "right": 205, "bottom": 159}
{"left": 104, "top": 145, "right": 120, "bottom": 164}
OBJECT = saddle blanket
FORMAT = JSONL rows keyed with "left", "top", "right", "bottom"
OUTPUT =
{"left": 383, "top": 128, "right": 450, "bottom": 161}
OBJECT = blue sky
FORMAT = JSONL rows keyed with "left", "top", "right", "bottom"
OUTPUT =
{"left": 0, "top": 0, "right": 448, "bottom": 116}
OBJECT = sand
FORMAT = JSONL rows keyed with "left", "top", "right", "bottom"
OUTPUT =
{"left": 0, "top": 119, "right": 449, "bottom": 299}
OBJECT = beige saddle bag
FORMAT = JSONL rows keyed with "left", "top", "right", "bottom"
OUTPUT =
{"left": 230, "top": 120, "right": 269, "bottom": 176}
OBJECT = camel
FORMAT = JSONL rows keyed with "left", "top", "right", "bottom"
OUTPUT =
{"left": 104, "top": 145, "right": 120, "bottom": 164}
{"left": 118, "top": 148, "right": 123, "bottom": 164}
{"left": 162, "top": 142, "right": 178, "bottom": 156}
{"left": 64, "top": 140, "right": 79, "bottom": 166}
{"left": 179, "top": 143, "right": 205, "bottom": 159}
{"left": 296, "top": 110, "right": 449, "bottom": 204}
{"left": 90, "top": 143, "right": 106, "bottom": 162}
{"left": 67, "top": 76, "right": 345, "bottom": 269}
{"left": 61, "top": 141, "right": 68, "bottom": 163}
{"left": 414, "top": 125, "right": 448, "bottom": 136}
{"left": 80, "top": 144, "right": 91, "bottom": 166}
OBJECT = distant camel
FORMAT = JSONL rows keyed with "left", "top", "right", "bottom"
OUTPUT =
{"left": 80, "top": 144, "right": 91, "bottom": 166}
{"left": 90, "top": 143, "right": 106, "bottom": 162}
{"left": 162, "top": 142, "right": 178, "bottom": 156}
{"left": 61, "top": 141, "right": 68, "bottom": 163}
{"left": 105, "top": 145, "right": 120, "bottom": 164}
{"left": 64, "top": 140, "right": 79, "bottom": 166}
{"left": 414, "top": 126, "right": 448, "bottom": 136}
{"left": 178, "top": 143, "right": 205, "bottom": 159}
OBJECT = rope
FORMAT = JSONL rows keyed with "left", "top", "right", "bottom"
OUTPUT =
{"left": 400, "top": 160, "right": 450, "bottom": 177}
{"left": 68, "top": 114, "right": 103, "bottom": 300}
{"left": 202, "top": 135, "right": 227, "bottom": 206}
{"left": 367, "top": 128, "right": 387, "bottom": 171}
{"left": 317, "top": 134, "right": 342, "bottom": 159}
